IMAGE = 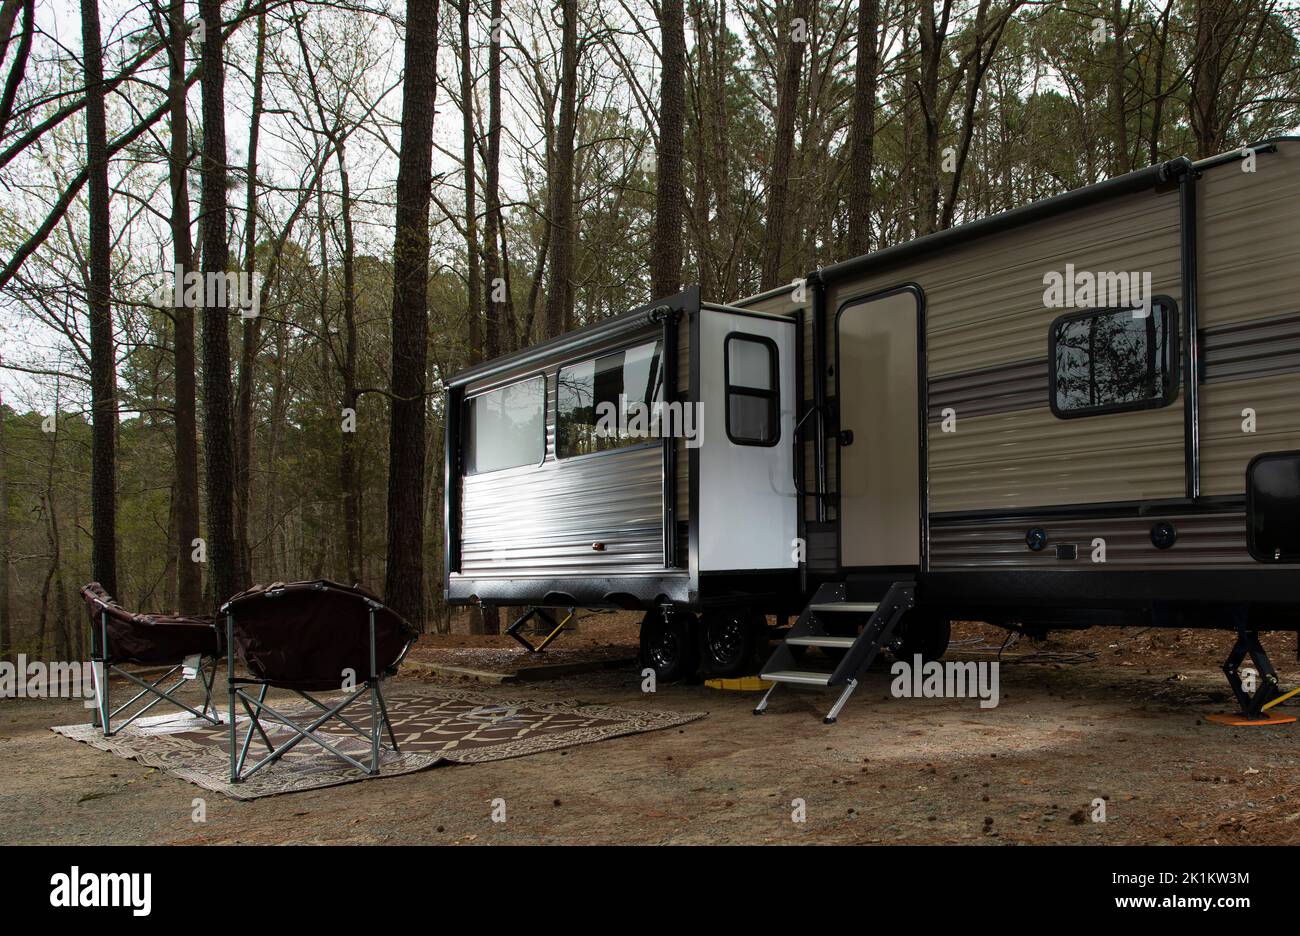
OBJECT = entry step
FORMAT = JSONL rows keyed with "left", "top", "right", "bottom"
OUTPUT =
{"left": 785, "top": 635, "right": 856, "bottom": 648}
{"left": 810, "top": 602, "right": 879, "bottom": 613}
{"left": 760, "top": 670, "right": 832, "bottom": 686}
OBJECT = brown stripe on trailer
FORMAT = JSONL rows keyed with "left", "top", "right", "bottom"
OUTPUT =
{"left": 929, "top": 508, "right": 1300, "bottom": 571}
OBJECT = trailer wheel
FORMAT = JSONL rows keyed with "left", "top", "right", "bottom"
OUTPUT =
{"left": 698, "top": 609, "right": 761, "bottom": 677}
{"left": 640, "top": 608, "right": 699, "bottom": 682}
{"left": 894, "top": 610, "right": 950, "bottom": 663}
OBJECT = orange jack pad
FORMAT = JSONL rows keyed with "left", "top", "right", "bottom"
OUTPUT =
{"left": 1205, "top": 712, "right": 1297, "bottom": 727}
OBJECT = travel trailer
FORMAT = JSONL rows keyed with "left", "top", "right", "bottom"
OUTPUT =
{"left": 444, "top": 138, "right": 1300, "bottom": 722}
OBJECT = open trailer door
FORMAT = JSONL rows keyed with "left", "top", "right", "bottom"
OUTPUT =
{"left": 697, "top": 306, "right": 798, "bottom": 573}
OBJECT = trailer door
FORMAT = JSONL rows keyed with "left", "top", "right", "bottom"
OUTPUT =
{"left": 698, "top": 309, "right": 798, "bottom": 571}
{"left": 836, "top": 288, "right": 922, "bottom": 569}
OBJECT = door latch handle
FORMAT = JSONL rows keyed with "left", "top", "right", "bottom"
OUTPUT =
{"left": 837, "top": 430, "right": 854, "bottom": 447}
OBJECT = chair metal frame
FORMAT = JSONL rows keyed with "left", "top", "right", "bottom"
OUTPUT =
{"left": 224, "top": 598, "right": 401, "bottom": 783}
{"left": 87, "top": 600, "right": 220, "bottom": 738}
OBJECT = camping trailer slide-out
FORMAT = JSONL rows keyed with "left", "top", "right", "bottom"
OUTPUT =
{"left": 443, "top": 139, "right": 1300, "bottom": 714}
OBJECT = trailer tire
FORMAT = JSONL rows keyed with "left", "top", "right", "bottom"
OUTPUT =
{"left": 894, "top": 611, "right": 950, "bottom": 663}
{"left": 640, "top": 608, "right": 699, "bottom": 682}
{"left": 698, "top": 609, "right": 761, "bottom": 677}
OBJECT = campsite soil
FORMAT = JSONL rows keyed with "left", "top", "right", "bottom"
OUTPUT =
{"left": 3, "top": 616, "right": 1299, "bottom": 845}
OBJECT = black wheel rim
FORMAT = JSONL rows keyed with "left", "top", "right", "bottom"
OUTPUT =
{"left": 705, "top": 615, "right": 745, "bottom": 666}
{"left": 649, "top": 627, "right": 680, "bottom": 670}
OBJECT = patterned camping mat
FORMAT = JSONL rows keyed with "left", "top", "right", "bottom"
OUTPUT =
{"left": 52, "top": 684, "right": 706, "bottom": 800}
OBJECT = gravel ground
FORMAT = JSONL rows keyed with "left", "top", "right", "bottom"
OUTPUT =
{"left": 2, "top": 619, "right": 1298, "bottom": 845}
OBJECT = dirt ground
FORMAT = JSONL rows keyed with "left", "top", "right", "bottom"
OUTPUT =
{"left": 3, "top": 616, "right": 1299, "bottom": 845}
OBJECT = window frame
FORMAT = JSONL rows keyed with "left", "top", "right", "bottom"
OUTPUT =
{"left": 554, "top": 336, "right": 666, "bottom": 462}
{"left": 723, "top": 332, "right": 781, "bottom": 447}
{"left": 1047, "top": 297, "right": 1180, "bottom": 421}
{"left": 462, "top": 372, "right": 548, "bottom": 476}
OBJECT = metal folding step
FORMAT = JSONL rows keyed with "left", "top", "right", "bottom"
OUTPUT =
{"left": 785, "top": 635, "right": 855, "bottom": 648}
{"left": 761, "top": 670, "right": 831, "bottom": 686}
{"left": 755, "top": 581, "right": 915, "bottom": 723}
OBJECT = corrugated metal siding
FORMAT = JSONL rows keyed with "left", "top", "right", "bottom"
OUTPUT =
{"left": 930, "top": 510, "right": 1300, "bottom": 570}
{"left": 1200, "top": 374, "right": 1300, "bottom": 495}
{"left": 816, "top": 186, "right": 1184, "bottom": 514}
{"left": 928, "top": 359, "right": 1048, "bottom": 420}
{"left": 460, "top": 443, "right": 665, "bottom": 577}
{"left": 726, "top": 143, "right": 1300, "bottom": 554}
{"left": 1197, "top": 144, "right": 1300, "bottom": 329}
{"left": 1195, "top": 142, "right": 1300, "bottom": 499}
{"left": 823, "top": 187, "right": 1183, "bottom": 381}
{"left": 928, "top": 399, "right": 1185, "bottom": 513}
{"left": 1203, "top": 312, "right": 1300, "bottom": 383}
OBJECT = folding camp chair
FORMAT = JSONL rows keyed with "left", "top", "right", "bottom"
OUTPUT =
{"left": 81, "top": 583, "right": 222, "bottom": 737}
{"left": 222, "top": 580, "right": 418, "bottom": 782}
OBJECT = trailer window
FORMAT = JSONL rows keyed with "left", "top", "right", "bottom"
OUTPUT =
{"left": 725, "top": 333, "right": 779, "bottom": 445}
{"left": 557, "top": 339, "right": 664, "bottom": 458}
{"left": 465, "top": 376, "right": 546, "bottom": 474}
{"left": 1050, "top": 301, "right": 1177, "bottom": 419}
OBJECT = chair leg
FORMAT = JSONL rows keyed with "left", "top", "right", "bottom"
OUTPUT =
{"left": 376, "top": 681, "right": 400, "bottom": 754}
{"left": 227, "top": 613, "right": 238, "bottom": 783}
{"left": 93, "top": 660, "right": 111, "bottom": 735}
{"left": 198, "top": 658, "right": 221, "bottom": 724}
{"left": 369, "top": 681, "right": 380, "bottom": 774}
{"left": 236, "top": 685, "right": 272, "bottom": 776}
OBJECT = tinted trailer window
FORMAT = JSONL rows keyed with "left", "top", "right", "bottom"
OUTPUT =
{"left": 1050, "top": 301, "right": 1178, "bottom": 418}
{"left": 557, "top": 339, "right": 663, "bottom": 458}
{"left": 465, "top": 375, "right": 546, "bottom": 474}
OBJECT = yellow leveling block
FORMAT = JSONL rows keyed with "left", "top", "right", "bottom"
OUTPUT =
{"left": 1206, "top": 686, "right": 1300, "bottom": 727}
{"left": 704, "top": 676, "right": 773, "bottom": 692}
{"left": 1205, "top": 712, "right": 1296, "bottom": 727}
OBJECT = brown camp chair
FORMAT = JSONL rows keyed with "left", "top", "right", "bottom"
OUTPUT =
{"left": 221, "top": 580, "right": 418, "bottom": 782}
{"left": 80, "top": 583, "right": 222, "bottom": 736}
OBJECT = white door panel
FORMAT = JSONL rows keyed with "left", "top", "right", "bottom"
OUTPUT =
{"left": 699, "top": 310, "right": 798, "bottom": 571}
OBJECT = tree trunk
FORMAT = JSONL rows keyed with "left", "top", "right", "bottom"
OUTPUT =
{"left": 1109, "top": 0, "right": 1129, "bottom": 174}
{"left": 198, "top": 0, "right": 239, "bottom": 610}
{"left": 338, "top": 141, "right": 361, "bottom": 587}
{"left": 0, "top": 398, "right": 9, "bottom": 656}
{"left": 1191, "top": 0, "right": 1229, "bottom": 158}
{"left": 916, "top": 0, "right": 952, "bottom": 236}
{"left": 81, "top": 0, "right": 117, "bottom": 598}
{"left": 0, "top": 0, "right": 32, "bottom": 139}
{"left": 460, "top": 1, "right": 481, "bottom": 365}
{"left": 168, "top": 0, "right": 201, "bottom": 613}
{"left": 543, "top": 0, "right": 578, "bottom": 338}
{"left": 234, "top": 7, "right": 266, "bottom": 586}
{"left": 483, "top": 0, "right": 505, "bottom": 358}
{"left": 650, "top": 0, "right": 686, "bottom": 299}
{"left": 846, "top": 0, "right": 879, "bottom": 256}
{"left": 760, "top": 0, "right": 809, "bottom": 290}
{"left": 1147, "top": 1, "right": 1174, "bottom": 165}
{"left": 385, "top": 0, "right": 440, "bottom": 630}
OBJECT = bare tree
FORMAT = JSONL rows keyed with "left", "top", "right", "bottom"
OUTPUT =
{"left": 385, "top": 0, "right": 440, "bottom": 629}
{"left": 163, "top": 0, "right": 201, "bottom": 612}
{"left": 544, "top": 0, "right": 578, "bottom": 338}
{"left": 81, "top": 0, "right": 117, "bottom": 597}
{"left": 760, "top": 0, "right": 810, "bottom": 290}
{"left": 846, "top": 0, "right": 879, "bottom": 256}
{"left": 198, "top": 0, "right": 239, "bottom": 609}
{"left": 234, "top": 6, "right": 267, "bottom": 586}
{"left": 483, "top": 0, "right": 506, "bottom": 358}
{"left": 651, "top": 0, "right": 686, "bottom": 299}
{"left": 0, "top": 0, "right": 32, "bottom": 137}
{"left": 0, "top": 390, "right": 9, "bottom": 655}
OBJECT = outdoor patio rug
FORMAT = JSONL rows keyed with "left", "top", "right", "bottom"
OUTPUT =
{"left": 52, "top": 685, "right": 706, "bottom": 800}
